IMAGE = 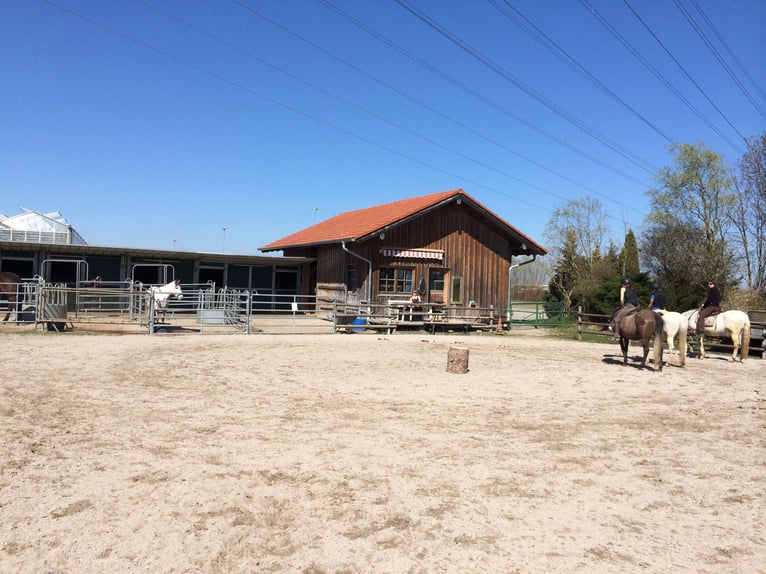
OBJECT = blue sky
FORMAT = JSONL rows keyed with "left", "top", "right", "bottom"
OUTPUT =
{"left": 2, "top": 0, "right": 764, "bottom": 255}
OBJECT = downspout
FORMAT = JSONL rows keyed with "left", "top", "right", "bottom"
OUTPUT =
{"left": 507, "top": 253, "right": 537, "bottom": 328}
{"left": 341, "top": 241, "right": 372, "bottom": 312}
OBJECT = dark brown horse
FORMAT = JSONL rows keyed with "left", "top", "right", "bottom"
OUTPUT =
{"left": 0, "top": 271, "right": 22, "bottom": 322}
{"left": 617, "top": 309, "right": 664, "bottom": 370}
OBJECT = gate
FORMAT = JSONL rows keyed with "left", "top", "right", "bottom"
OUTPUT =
{"left": 38, "top": 284, "right": 69, "bottom": 331}
{"left": 195, "top": 288, "right": 249, "bottom": 333}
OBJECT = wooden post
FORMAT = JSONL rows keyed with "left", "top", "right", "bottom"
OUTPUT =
{"left": 447, "top": 346, "right": 469, "bottom": 374}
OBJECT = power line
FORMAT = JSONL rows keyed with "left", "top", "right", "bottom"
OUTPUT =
{"left": 490, "top": 0, "right": 675, "bottom": 144}
{"left": 37, "top": 0, "right": 553, "bottom": 218}
{"left": 581, "top": 0, "right": 745, "bottom": 155}
{"left": 248, "top": 0, "right": 651, "bottom": 189}
{"left": 672, "top": 0, "right": 766, "bottom": 121}
{"left": 687, "top": 0, "right": 766, "bottom": 106}
{"left": 391, "top": 0, "right": 660, "bottom": 175}
{"left": 39, "top": 0, "right": 646, "bottom": 238}
{"left": 136, "top": 0, "right": 643, "bottom": 216}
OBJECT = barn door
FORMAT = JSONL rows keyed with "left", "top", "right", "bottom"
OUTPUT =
{"left": 428, "top": 268, "right": 448, "bottom": 304}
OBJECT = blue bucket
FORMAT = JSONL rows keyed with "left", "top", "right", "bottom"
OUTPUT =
{"left": 351, "top": 316, "right": 367, "bottom": 333}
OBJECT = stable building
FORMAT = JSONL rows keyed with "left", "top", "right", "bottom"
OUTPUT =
{"left": 0, "top": 209, "right": 309, "bottom": 293}
{"left": 260, "top": 189, "right": 547, "bottom": 312}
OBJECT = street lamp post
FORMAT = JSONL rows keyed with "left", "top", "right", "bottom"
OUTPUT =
{"left": 222, "top": 227, "right": 228, "bottom": 253}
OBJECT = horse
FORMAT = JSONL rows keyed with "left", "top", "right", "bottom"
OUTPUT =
{"left": 616, "top": 308, "right": 664, "bottom": 370}
{"left": 683, "top": 308, "right": 751, "bottom": 362}
{"left": 657, "top": 310, "right": 687, "bottom": 367}
{"left": 148, "top": 279, "right": 183, "bottom": 324}
{"left": 0, "top": 271, "right": 22, "bottom": 322}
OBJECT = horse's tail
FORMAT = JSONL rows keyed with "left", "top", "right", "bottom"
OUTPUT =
{"left": 741, "top": 316, "right": 751, "bottom": 361}
{"left": 677, "top": 315, "right": 687, "bottom": 367}
{"left": 653, "top": 313, "right": 664, "bottom": 370}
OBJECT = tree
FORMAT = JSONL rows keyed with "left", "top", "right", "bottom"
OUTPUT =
{"left": 617, "top": 230, "right": 640, "bottom": 277}
{"left": 544, "top": 198, "right": 610, "bottom": 312}
{"left": 640, "top": 221, "right": 707, "bottom": 310}
{"left": 643, "top": 141, "right": 736, "bottom": 302}
{"left": 731, "top": 133, "right": 766, "bottom": 291}
{"left": 547, "top": 230, "right": 581, "bottom": 311}
{"left": 544, "top": 197, "right": 609, "bottom": 261}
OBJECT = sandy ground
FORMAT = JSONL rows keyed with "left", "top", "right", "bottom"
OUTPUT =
{"left": 0, "top": 328, "right": 763, "bottom": 574}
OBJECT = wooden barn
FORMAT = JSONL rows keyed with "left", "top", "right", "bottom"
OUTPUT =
{"left": 260, "top": 189, "right": 547, "bottom": 315}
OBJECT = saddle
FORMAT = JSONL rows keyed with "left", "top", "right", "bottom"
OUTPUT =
{"left": 610, "top": 305, "right": 638, "bottom": 322}
{"left": 621, "top": 306, "right": 640, "bottom": 319}
{"left": 701, "top": 312, "right": 719, "bottom": 327}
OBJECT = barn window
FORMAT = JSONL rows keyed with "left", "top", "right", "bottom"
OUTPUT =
{"left": 450, "top": 277, "right": 462, "bottom": 304}
{"left": 346, "top": 266, "right": 359, "bottom": 291}
{"left": 379, "top": 267, "right": 412, "bottom": 293}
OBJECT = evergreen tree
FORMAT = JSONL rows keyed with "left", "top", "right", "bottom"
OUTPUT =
{"left": 618, "top": 230, "right": 640, "bottom": 277}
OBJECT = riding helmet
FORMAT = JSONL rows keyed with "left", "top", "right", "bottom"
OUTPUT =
{"left": 620, "top": 277, "right": 630, "bottom": 285}
{"left": 651, "top": 282, "right": 660, "bottom": 290}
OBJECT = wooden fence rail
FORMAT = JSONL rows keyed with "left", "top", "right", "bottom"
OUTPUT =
{"left": 576, "top": 307, "right": 613, "bottom": 341}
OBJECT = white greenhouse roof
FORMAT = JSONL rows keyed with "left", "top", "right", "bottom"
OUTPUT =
{"left": 0, "top": 209, "right": 87, "bottom": 245}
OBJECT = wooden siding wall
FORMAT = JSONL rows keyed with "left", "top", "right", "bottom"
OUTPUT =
{"left": 315, "top": 244, "right": 349, "bottom": 302}
{"left": 321, "top": 203, "right": 519, "bottom": 309}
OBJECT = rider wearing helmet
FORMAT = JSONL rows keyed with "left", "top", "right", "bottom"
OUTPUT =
{"left": 649, "top": 283, "right": 666, "bottom": 312}
{"left": 612, "top": 278, "right": 640, "bottom": 339}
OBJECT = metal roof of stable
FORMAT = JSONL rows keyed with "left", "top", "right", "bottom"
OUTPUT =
{"left": 0, "top": 240, "right": 312, "bottom": 266}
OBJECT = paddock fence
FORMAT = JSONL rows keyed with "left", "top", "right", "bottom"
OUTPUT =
{"left": 576, "top": 306, "right": 766, "bottom": 359}
{"left": 1, "top": 279, "right": 567, "bottom": 335}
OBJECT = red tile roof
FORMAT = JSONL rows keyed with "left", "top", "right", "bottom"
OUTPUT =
{"left": 260, "top": 188, "right": 546, "bottom": 254}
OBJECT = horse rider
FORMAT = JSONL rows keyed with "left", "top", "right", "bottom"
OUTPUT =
{"left": 649, "top": 283, "right": 666, "bottom": 312}
{"left": 696, "top": 279, "right": 721, "bottom": 338}
{"left": 612, "top": 277, "right": 640, "bottom": 340}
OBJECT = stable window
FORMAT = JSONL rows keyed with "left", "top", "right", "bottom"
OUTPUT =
{"left": 347, "top": 266, "right": 359, "bottom": 292}
{"left": 450, "top": 277, "right": 462, "bottom": 304}
{"left": 379, "top": 267, "right": 413, "bottom": 293}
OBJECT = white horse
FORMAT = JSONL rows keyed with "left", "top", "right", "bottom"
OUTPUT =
{"left": 683, "top": 308, "right": 751, "bottom": 362}
{"left": 148, "top": 279, "right": 183, "bottom": 323}
{"left": 657, "top": 310, "right": 687, "bottom": 367}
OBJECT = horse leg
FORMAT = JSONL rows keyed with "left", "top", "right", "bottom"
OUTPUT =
{"left": 619, "top": 338, "right": 629, "bottom": 366}
{"left": 667, "top": 334, "right": 675, "bottom": 365}
{"left": 2, "top": 295, "right": 16, "bottom": 322}
{"left": 640, "top": 342, "right": 650, "bottom": 369}
{"left": 729, "top": 329, "right": 740, "bottom": 362}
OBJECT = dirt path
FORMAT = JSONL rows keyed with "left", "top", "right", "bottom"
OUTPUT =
{"left": 1, "top": 331, "right": 763, "bottom": 573}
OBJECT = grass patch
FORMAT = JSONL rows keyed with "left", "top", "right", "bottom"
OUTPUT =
{"left": 546, "top": 321, "right": 613, "bottom": 344}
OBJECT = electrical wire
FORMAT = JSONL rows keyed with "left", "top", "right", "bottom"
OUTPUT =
{"left": 491, "top": 0, "right": 674, "bottom": 144}
{"left": 581, "top": 0, "right": 745, "bottom": 155}
{"left": 391, "top": 0, "right": 659, "bottom": 174}
{"left": 672, "top": 0, "right": 765, "bottom": 120}
{"left": 687, "top": 0, "right": 766, "bottom": 105}
{"left": 38, "top": 0, "right": 652, "bottom": 237}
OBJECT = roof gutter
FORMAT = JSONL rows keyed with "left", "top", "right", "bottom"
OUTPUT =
{"left": 341, "top": 240, "right": 372, "bottom": 310}
{"left": 507, "top": 254, "right": 538, "bottom": 328}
